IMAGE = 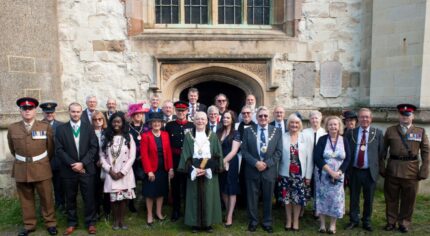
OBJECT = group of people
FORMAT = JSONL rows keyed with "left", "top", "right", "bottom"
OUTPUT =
{"left": 6, "top": 87, "right": 429, "bottom": 236}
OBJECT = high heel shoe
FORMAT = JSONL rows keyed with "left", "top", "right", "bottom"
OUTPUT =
{"left": 224, "top": 223, "right": 233, "bottom": 228}
{"left": 155, "top": 215, "right": 166, "bottom": 221}
{"left": 147, "top": 221, "right": 154, "bottom": 226}
{"left": 318, "top": 228, "right": 326, "bottom": 233}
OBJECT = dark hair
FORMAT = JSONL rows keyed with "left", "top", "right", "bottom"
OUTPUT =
{"left": 216, "top": 110, "right": 236, "bottom": 142}
{"left": 102, "top": 111, "right": 130, "bottom": 153}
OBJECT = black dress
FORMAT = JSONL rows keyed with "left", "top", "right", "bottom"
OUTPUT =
{"left": 219, "top": 130, "right": 241, "bottom": 195}
{"left": 142, "top": 136, "right": 168, "bottom": 198}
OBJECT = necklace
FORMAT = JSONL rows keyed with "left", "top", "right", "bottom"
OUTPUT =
{"left": 249, "top": 127, "right": 277, "bottom": 153}
{"left": 129, "top": 123, "right": 144, "bottom": 140}
{"left": 110, "top": 136, "right": 124, "bottom": 165}
{"left": 152, "top": 130, "right": 161, "bottom": 137}
{"left": 190, "top": 131, "right": 212, "bottom": 156}
{"left": 329, "top": 135, "right": 338, "bottom": 158}
{"left": 351, "top": 128, "right": 376, "bottom": 148}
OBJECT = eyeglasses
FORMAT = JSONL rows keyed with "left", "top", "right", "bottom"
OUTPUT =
{"left": 241, "top": 112, "right": 251, "bottom": 115}
{"left": 258, "top": 114, "right": 269, "bottom": 118}
{"left": 92, "top": 118, "right": 103, "bottom": 122}
{"left": 20, "top": 107, "right": 35, "bottom": 111}
{"left": 217, "top": 100, "right": 226, "bottom": 103}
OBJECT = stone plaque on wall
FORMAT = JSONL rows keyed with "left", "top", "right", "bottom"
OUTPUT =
{"left": 320, "top": 61, "right": 342, "bottom": 97}
{"left": 293, "top": 63, "right": 315, "bottom": 97}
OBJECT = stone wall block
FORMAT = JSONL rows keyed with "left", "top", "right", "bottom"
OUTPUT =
{"left": 329, "top": 2, "right": 348, "bottom": 18}
{"left": 302, "top": 2, "right": 329, "bottom": 18}
{"left": 93, "top": 40, "right": 126, "bottom": 52}
{"left": 79, "top": 51, "right": 95, "bottom": 62}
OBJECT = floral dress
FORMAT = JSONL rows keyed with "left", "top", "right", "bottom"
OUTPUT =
{"left": 278, "top": 143, "right": 307, "bottom": 206}
{"left": 314, "top": 137, "right": 346, "bottom": 218}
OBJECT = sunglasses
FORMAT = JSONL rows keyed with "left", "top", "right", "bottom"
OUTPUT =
{"left": 92, "top": 118, "right": 103, "bottom": 122}
{"left": 217, "top": 100, "right": 226, "bottom": 103}
{"left": 258, "top": 114, "right": 269, "bottom": 118}
{"left": 241, "top": 112, "right": 251, "bottom": 115}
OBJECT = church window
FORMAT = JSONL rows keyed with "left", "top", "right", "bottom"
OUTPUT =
{"left": 155, "top": 0, "right": 180, "bottom": 24}
{"left": 218, "top": 0, "right": 242, "bottom": 24}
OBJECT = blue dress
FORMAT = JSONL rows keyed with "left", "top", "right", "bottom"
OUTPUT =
{"left": 315, "top": 137, "right": 347, "bottom": 218}
{"left": 219, "top": 131, "right": 241, "bottom": 195}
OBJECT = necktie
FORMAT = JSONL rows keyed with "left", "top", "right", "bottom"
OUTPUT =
{"left": 313, "top": 132, "right": 317, "bottom": 148}
{"left": 277, "top": 123, "right": 282, "bottom": 132}
{"left": 210, "top": 125, "right": 214, "bottom": 132}
{"left": 401, "top": 126, "right": 408, "bottom": 134}
{"left": 191, "top": 105, "right": 196, "bottom": 118}
{"left": 260, "top": 128, "right": 266, "bottom": 159}
{"left": 25, "top": 123, "right": 32, "bottom": 132}
{"left": 357, "top": 129, "right": 367, "bottom": 168}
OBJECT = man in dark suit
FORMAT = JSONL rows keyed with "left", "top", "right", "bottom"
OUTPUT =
{"left": 145, "top": 94, "right": 162, "bottom": 122}
{"left": 241, "top": 106, "right": 283, "bottom": 233}
{"left": 345, "top": 108, "right": 384, "bottom": 232}
{"left": 269, "top": 106, "right": 288, "bottom": 133}
{"left": 40, "top": 102, "right": 65, "bottom": 211}
{"left": 187, "top": 87, "right": 207, "bottom": 121}
{"left": 56, "top": 102, "right": 99, "bottom": 235}
{"left": 103, "top": 98, "right": 117, "bottom": 121}
{"left": 81, "top": 95, "right": 98, "bottom": 124}
{"left": 206, "top": 105, "right": 221, "bottom": 133}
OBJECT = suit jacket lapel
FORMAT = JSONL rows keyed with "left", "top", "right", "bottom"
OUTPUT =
{"left": 66, "top": 122, "right": 79, "bottom": 156}
{"left": 249, "top": 126, "right": 259, "bottom": 156}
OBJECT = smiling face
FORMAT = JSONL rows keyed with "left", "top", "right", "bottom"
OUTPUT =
{"left": 399, "top": 113, "right": 414, "bottom": 126}
{"left": 273, "top": 107, "right": 285, "bottom": 122}
{"left": 345, "top": 118, "right": 357, "bottom": 130}
{"left": 43, "top": 111, "right": 55, "bottom": 122}
{"left": 106, "top": 99, "right": 117, "bottom": 112}
{"left": 222, "top": 112, "right": 233, "bottom": 127}
{"left": 246, "top": 95, "right": 256, "bottom": 106}
{"left": 327, "top": 118, "right": 340, "bottom": 136}
{"left": 257, "top": 109, "right": 269, "bottom": 127}
{"left": 86, "top": 97, "right": 97, "bottom": 112}
{"left": 241, "top": 107, "right": 252, "bottom": 123}
{"left": 310, "top": 114, "right": 321, "bottom": 128}
{"left": 111, "top": 116, "right": 123, "bottom": 134}
{"left": 216, "top": 95, "right": 227, "bottom": 110}
{"left": 188, "top": 91, "right": 198, "bottom": 104}
{"left": 162, "top": 102, "right": 174, "bottom": 116}
{"left": 151, "top": 120, "right": 162, "bottom": 131}
{"left": 358, "top": 110, "right": 372, "bottom": 129}
{"left": 288, "top": 119, "right": 300, "bottom": 133}
{"left": 92, "top": 114, "right": 105, "bottom": 129}
{"left": 194, "top": 112, "right": 208, "bottom": 131}
{"left": 176, "top": 109, "right": 187, "bottom": 120}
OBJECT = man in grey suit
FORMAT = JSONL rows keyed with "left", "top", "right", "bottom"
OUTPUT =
{"left": 241, "top": 106, "right": 283, "bottom": 233}
{"left": 345, "top": 108, "right": 384, "bottom": 232}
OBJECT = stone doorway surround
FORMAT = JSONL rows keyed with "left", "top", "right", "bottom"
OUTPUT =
{"left": 153, "top": 58, "right": 279, "bottom": 107}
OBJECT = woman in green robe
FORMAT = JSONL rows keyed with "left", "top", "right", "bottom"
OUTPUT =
{"left": 178, "top": 111, "right": 224, "bottom": 233}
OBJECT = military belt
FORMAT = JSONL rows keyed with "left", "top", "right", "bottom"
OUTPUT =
{"left": 15, "top": 151, "right": 47, "bottom": 163}
{"left": 390, "top": 155, "right": 417, "bottom": 161}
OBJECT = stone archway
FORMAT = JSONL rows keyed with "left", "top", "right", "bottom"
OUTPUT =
{"left": 158, "top": 63, "right": 271, "bottom": 108}
{"left": 179, "top": 79, "right": 247, "bottom": 113}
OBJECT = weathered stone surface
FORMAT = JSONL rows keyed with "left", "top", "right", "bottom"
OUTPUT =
{"left": 293, "top": 63, "right": 316, "bottom": 97}
{"left": 320, "top": 61, "right": 343, "bottom": 97}
{"left": 7, "top": 56, "right": 35, "bottom": 73}
{"left": 92, "top": 40, "right": 126, "bottom": 52}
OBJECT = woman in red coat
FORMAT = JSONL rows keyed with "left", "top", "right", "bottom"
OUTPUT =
{"left": 141, "top": 112, "right": 174, "bottom": 225}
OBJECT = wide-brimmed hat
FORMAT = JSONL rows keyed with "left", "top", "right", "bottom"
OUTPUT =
{"left": 147, "top": 112, "right": 165, "bottom": 122}
{"left": 128, "top": 103, "right": 149, "bottom": 117}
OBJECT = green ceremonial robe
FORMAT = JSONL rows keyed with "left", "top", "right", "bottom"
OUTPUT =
{"left": 178, "top": 130, "right": 224, "bottom": 227}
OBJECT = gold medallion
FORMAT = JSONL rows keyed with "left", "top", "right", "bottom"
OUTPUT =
{"left": 360, "top": 145, "right": 366, "bottom": 151}
{"left": 137, "top": 135, "right": 141, "bottom": 140}
{"left": 331, "top": 152, "right": 336, "bottom": 158}
{"left": 260, "top": 146, "right": 267, "bottom": 153}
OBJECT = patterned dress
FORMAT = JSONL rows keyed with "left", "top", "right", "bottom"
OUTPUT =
{"left": 314, "top": 137, "right": 346, "bottom": 218}
{"left": 278, "top": 143, "right": 307, "bottom": 206}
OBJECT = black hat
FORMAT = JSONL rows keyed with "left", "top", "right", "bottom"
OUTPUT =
{"left": 174, "top": 101, "right": 189, "bottom": 111}
{"left": 148, "top": 112, "right": 165, "bottom": 122}
{"left": 16, "top": 97, "right": 39, "bottom": 108}
{"left": 342, "top": 110, "right": 358, "bottom": 120}
{"left": 294, "top": 112, "right": 303, "bottom": 121}
{"left": 397, "top": 104, "right": 417, "bottom": 116}
{"left": 39, "top": 102, "right": 58, "bottom": 113}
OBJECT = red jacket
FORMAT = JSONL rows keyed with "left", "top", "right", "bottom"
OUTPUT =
{"left": 140, "top": 131, "right": 173, "bottom": 173}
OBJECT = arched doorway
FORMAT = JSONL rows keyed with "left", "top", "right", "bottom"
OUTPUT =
{"left": 179, "top": 81, "right": 246, "bottom": 113}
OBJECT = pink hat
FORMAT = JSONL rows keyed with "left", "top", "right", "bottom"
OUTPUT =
{"left": 128, "top": 102, "right": 150, "bottom": 117}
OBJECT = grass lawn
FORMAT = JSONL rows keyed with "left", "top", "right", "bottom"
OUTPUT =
{"left": 1, "top": 190, "right": 430, "bottom": 235}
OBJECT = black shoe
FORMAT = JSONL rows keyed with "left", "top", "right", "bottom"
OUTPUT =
{"left": 171, "top": 211, "right": 180, "bottom": 222}
{"left": 18, "top": 229, "right": 35, "bottom": 236}
{"left": 399, "top": 225, "right": 409, "bottom": 233}
{"left": 224, "top": 223, "right": 232, "bottom": 228}
{"left": 247, "top": 224, "right": 257, "bottom": 232}
{"left": 191, "top": 226, "right": 199, "bottom": 233}
{"left": 47, "top": 227, "right": 58, "bottom": 235}
{"left": 206, "top": 226, "right": 213, "bottom": 233}
{"left": 345, "top": 222, "right": 359, "bottom": 230}
{"left": 384, "top": 223, "right": 396, "bottom": 231}
{"left": 128, "top": 203, "right": 137, "bottom": 213}
{"left": 362, "top": 223, "right": 373, "bottom": 232}
{"left": 262, "top": 225, "right": 273, "bottom": 234}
